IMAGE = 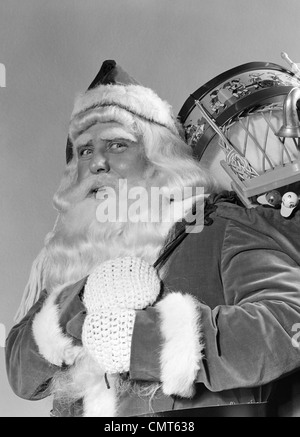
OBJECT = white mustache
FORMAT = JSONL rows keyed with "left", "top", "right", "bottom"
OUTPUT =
{"left": 60, "top": 176, "right": 119, "bottom": 207}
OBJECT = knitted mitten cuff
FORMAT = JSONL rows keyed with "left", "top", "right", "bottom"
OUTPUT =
{"left": 82, "top": 309, "right": 136, "bottom": 373}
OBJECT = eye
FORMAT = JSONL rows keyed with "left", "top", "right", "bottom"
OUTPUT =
{"left": 78, "top": 147, "right": 93, "bottom": 158}
{"left": 108, "top": 142, "right": 128, "bottom": 153}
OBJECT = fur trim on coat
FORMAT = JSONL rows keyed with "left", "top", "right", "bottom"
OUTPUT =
{"left": 32, "top": 289, "right": 83, "bottom": 367}
{"left": 31, "top": 288, "right": 118, "bottom": 417}
{"left": 32, "top": 288, "right": 204, "bottom": 415}
{"left": 156, "top": 292, "right": 204, "bottom": 397}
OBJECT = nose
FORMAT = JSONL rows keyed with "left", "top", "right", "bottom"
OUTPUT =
{"left": 89, "top": 151, "right": 110, "bottom": 174}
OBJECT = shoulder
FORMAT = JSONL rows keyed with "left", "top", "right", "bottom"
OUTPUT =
{"left": 215, "top": 200, "right": 300, "bottom": 234}
{"left": 214, "top": 201, "right": 300, "bottom": 261}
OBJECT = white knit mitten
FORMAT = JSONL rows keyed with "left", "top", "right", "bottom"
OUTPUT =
{"left": 83, "top": 310, "right": 136, "bottom": 373}
{"left": 83, "top": 256, "right": 161, "bottom": 311}
{"left": 82, "top": 256, "right": 161, "bottom": 373}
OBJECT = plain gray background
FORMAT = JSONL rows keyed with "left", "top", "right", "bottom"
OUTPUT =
{"left": 1, "top": 0, "right": 300, "bottom": 417}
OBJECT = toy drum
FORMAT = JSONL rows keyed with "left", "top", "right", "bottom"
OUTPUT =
{"left": 178, "top": 61, "right": 300, "bottom": 207}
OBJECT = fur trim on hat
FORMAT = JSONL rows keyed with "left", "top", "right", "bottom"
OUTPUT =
{"left": 156, "top": 292, "right": 204, "bottom": 398}
{"left": 71, "top": 84, "right": 178, "bottom": 135}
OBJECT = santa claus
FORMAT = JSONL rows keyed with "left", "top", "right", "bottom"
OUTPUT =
{"left": 6, "top": 60, "right": 300, "bottom": 417}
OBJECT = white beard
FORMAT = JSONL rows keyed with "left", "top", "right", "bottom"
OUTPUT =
{"left": 44, "top": 183, "right": 179, "bottom": 293}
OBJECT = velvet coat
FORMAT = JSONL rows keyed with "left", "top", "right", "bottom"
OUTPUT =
{"left": 6, "top": 196, "right": 300, "bottom": 416}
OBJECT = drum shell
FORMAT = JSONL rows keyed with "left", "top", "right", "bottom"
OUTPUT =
{"left": 178, "top": 62, "right": 300, "bottom": 200}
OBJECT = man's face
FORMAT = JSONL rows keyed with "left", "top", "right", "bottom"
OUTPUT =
{"left": 74, "top": 121, "right": 150, "bottom": 193}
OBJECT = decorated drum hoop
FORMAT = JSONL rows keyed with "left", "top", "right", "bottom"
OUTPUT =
{"left": 178, "top": 61, "right": 300, "bottom": 207}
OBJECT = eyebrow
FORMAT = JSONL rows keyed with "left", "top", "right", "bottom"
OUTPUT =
{"left": 75, "top": 128, "right": 138, "bottom": 148}
{"left": 76, "top": 139, "right": 94, "bottom": 149}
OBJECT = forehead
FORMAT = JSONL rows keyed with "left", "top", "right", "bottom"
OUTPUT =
{"left": 74, "top": 121, "right": 138, "bottom": 145}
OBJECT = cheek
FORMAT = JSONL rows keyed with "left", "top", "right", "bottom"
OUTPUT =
{"left": 76, "top": 161, "right": 90, "bottom": 183}
{"left": 114, "top": 153, "right": 149, "bottom": 178}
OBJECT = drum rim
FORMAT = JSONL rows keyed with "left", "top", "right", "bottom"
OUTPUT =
{"left": 178, "top": 61, "right": 295, "bottom": 123}
{"left": 191, "top": 88, "right": 295, "bottom": 161}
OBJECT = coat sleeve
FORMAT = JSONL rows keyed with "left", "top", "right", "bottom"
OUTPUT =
{"left": 130, "top": 215, "right": 300, "bottom": 398}
{"left": 5, "top": 290, "right": 57, "bottom": 400}
{"left": 5, "top": 280, "right": 87, "bottom": 400}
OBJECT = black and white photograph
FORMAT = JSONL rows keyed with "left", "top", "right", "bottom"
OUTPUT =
{"left": 1, "top": 0, "right": 300, "bottom": 419}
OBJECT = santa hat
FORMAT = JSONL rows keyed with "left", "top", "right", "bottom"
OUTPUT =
{"left": 66, "top": 60, "right": 180, "bottom": 163}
